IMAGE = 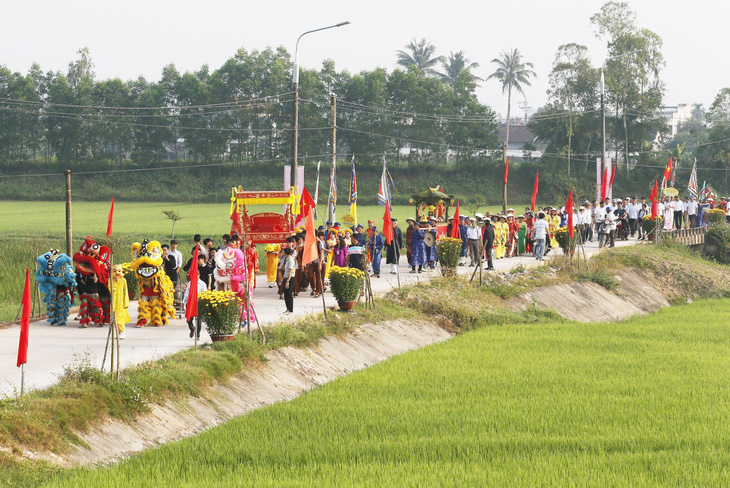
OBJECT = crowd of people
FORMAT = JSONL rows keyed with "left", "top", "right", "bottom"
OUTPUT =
{"left": 172, "top": 192, "right": 723, "bottom": 324}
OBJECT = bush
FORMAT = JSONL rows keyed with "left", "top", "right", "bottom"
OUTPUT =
{"left": 329, "top": 266, "right": 364, "bottom": 302}
{"left": 706, "top": 208, "right": 726, "bottom": 225}
{"left": 198, "top": 290, "right": 241, "bottom": 336}
{"left": 554, "top": 227, "right": 577, "bottom": 251}
{"left": 704, "top": 224, "right": 730, "bottom": 264}
{"left": 436, "top": 237, "right": 462, "bottom": 273}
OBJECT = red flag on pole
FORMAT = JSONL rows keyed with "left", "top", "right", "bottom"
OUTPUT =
{"left": 382, "top": 204, "right": 394, "bottom": 245}
{"left": 663, "top": 157, "right": 673, "bottom": 184}
{"left": 185, "top": 246, "right": 199, "bottom": 322}
{"left": 503, "top": 156, "right": 509, "bottom": 185}
{"left": 450, "top": 200, "right": 461, "bottom": 238}
{"left": 106, "top": 197, "right": 115, "bottom": 237}
{"left": 600, "top": 167, "right": 608, "bottom": 202}
{"left": 301, "top": 212, "right": 318, "bottom": 266}
{"left": 531, "top": 173, "right": 539, "bottom": 211}
{"left": 566, "top": 191, "right": 574, "bottom": 239}
{"left": 17, "top": 268, "right": 30, "bottom": 368}
{"left": 609, "top": 162, "right": 617, "bottom": 187}
{"left": 650, "top": 180, "right": 658, "bottom": 220}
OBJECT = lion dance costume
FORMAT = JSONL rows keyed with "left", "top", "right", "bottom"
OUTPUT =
{"left": 214, "top": 247, "right": 245, "bottom": 292}
{"left": 36, "top": 249, "right": 76, "bottom": 326}
{"left": 130, "top": 239, "right": 175, "bottom": 327}
{"left": 74, "top": 237, "right": 111, "bottom": 327}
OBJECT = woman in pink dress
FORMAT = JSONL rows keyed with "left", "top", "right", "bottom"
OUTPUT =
{"left": 333, "top": 233, "right": 349, "bottom": 267}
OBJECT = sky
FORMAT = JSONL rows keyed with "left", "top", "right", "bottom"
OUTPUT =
{"left": 1, "top": 0, "right": 727, "bottom": 118}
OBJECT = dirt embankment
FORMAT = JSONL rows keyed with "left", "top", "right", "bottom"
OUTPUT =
{"left": 57, "top": 320, "right": 452, "bottom": 467}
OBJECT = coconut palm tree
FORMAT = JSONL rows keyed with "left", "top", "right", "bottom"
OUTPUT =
{"left": 439, "top": 51, "right": 482, "bottom": 86}
{"left": 488, "top": 48, "right": 535, "bottom": 213}
{"left": 396, "top": 38, "right": 444, "bottom": 77}
{"left": 487, "top": 48, "right": 536, "bottom": 153}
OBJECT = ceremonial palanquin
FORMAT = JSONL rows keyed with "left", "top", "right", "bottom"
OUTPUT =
{"left": 130, "top": 239, "right": 175, "bottom": 327}
{"left": 228, "top": 186, "right": 299, "bottom": 244}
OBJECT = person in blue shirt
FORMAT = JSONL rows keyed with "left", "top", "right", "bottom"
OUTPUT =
{"left": 410, "top": 222, "right": 426, "bottom": 273}
{"left": 459, "top": 216, "right": 468, "bottom": 266}
{"left": 369, "top": 227, "right": 384, "bottom": 278}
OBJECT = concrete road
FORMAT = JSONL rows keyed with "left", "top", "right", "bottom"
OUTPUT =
{"left": 0, "top": 235, "right": 638, "bottom": 396}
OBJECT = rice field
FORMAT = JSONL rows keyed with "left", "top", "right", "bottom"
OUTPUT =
{"left": 42, "top": 299, "right": 730, "bottom": 487}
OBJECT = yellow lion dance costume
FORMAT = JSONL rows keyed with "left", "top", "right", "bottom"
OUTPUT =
{"left": 130, "top": 239, "right": 175, "bottom": 327}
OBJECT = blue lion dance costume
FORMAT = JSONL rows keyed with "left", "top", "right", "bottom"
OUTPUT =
{"left": 35, "top": 249, "right": 77, "bottom": 326}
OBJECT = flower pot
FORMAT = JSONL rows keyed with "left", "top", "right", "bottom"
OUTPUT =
{"left": 441, "top": 267, "right": 457, "bottom": 277}
{"left": 128, "top": 291, "right": 136, "bottom": 301}
{"left": 647, "top": 233, "right": 656, "bottom": 241}
{"left": 210, "top": 333, "right": 236, "bottom": 342}
{"left": 338, "top": 300, "right": 356, "bottom": 311}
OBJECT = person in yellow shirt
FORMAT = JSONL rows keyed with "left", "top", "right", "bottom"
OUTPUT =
{"left": 547, "top": 207, "right": 561, "bottom": 249}
{"left": 495, "top": 214, "right": 508, "bottom": 259}
{"left": 111, "top": 265, "right": 130, "bottom": 339}
{"left": 265, "top": 244, "right": 281, "bottom": 288}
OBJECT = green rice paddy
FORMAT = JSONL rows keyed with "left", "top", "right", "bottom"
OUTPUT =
{"left": 41, "top": 299, "right": 730, "bottom": 487}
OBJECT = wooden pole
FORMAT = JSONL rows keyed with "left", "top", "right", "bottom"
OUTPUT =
{"left": 329, "top": 94, "right": 337, "bottom": 223}
{"left": 502, "top": 143, "right": 507, "bottom": 214}
{"left": 65, "top": 170, "right": 72, "bottom": 257}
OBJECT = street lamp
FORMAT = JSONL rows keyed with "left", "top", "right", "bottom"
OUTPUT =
{"left": 292, "top": 21, "right": 351, "bottom": 189}
{"left": 599, "top": 49, "right": 641, "bottom": 201}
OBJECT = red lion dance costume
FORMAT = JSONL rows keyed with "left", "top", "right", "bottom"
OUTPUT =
{"left": 130, "top": 239, "right": 176, "bottom": 327}
{"left": 73, "top": 236, "right": 111, "bottom": 327}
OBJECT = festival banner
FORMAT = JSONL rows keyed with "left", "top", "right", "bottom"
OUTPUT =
{"left": 313, "top": 161, "right": 321, "bottom": 219}
{"left": 106, "top": 197, "right": 115, "bottom": 237}
{"left": 531, "top": 173, "right": 539, "bottom": 211}
{"left": 450, "top": 200, "right": 461, "bottom": 239}
{"left": 662, "top": 157, "right": 673, "bottom": 189}
{"left": 650, "top": 180, "right": 658, "bottom": 220}
{"left": 302, "top": 212, "right": 318, "bottom": 266}
{"left": 566, "top": 191, "right": 574, "bottom": 239}
{"left": 382, "top": 203, "right": 394, "bottom": 245}
{"left": 377, "top": 158, "right": 391, "bottom": 208}
{"left": 349, "top": 156, "right": 358, "bottom": 225}
{"left": 327, "top": 165, "right": 336, "bottom": 221}
{"left": 600, "top": 167, "right": 608, "bottom": 202}
{"left": 688, "top": 159, "right": 698, "bottom": 199}
{"left": 504, "top": 156, "right": 509, "bottom": 185}
{"left": 185, "top": 247, "right": 199, "bottom": 321}
{"left": 17, "top": 268, "right": 30, "bottom": 368}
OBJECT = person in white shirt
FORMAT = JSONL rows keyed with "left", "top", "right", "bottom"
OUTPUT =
{"left": 673, "top": 196, "right": 684, "bottom": 230}
{"left": 466, "top": 218, "right": 481, "bottom": 266}
{"left": 169, "top": 240, "right": 183, "bottom": 280}
{"left": 627, "top": 196, "right": 639, "bottom": 237}
{"left": 532, "top": 212, "right": 550, "bottom": 261}
{"left": 578, "top": 206, "right": 590, "bottom": 243}
{"left": 687, "top": 197, "right": 698, "bottom": 228}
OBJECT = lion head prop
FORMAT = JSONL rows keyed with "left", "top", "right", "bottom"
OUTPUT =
{"left": 130, "top": 239, "right": 164, "bottom": 281}
{"left": 130, "top": 239, "right": 175, "bottom": 327}
{"left": 73, "top": 236, "right": 111, "bottom": 285}
{"left": 214, "top": 247, "right": 245, "bottom": 285}
{"left": 35, "top": 249, "right": 77, "bottom": 326}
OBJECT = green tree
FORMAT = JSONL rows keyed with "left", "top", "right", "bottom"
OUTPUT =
{"left": 396, "top": 38, "right": 444, "bottom": 77}
{"left": 439, "top": 51, "right": 481, "bottom": 87}
{"left": 487, "top": 48, "right": 536, "bottom": 156}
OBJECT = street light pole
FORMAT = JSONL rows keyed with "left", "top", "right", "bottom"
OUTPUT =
{"left": 599, "top": 49, "right": 641, "bottom": 202}
{"left": 292, "top": 21, "right": 350, "bottom": 190}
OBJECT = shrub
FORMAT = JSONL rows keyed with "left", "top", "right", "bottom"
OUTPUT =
{"left": 120, "top": 262, "right": 138, "bottom": 297}
{"left": 329, "top": 266, "right": 364, "bottom": 302}
{"left": 198, "top": 290, "right": 241, "bottom": 336}
{"left": 436, "top": 237, "right": 462, "bottom": 273}
{"left": 554, "top": 227, "right": 577, "bottom": 251}
{"left": 704, "top": 224, "right": 730, "bottom": 264}
{"left": 706, "top": 208, "right": 726, "bottom": 225}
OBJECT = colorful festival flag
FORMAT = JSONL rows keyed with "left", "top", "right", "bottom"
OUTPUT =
{"left": 688, "top": 159, "right": 698, "bottom": 199}
{"left": 106, "top": 197, "right": 115, "bottom": 237}
{"left": 662, "top": 157, "right": 673, "bottom": 189}
{"left": 185, "top": 246, "right": 199, "bottom": 322}
{"left": 650, "top": 180, "right": 658, "bottom": 220}
{"left": 566, "top": 191, "right": 574, "bottom": 239}
{"left": 531, "top": 172, "right": 539, "bottom": 211}
{"left": 503, "top": 156, "right": 509, "bottom": 185}
{"left": 349, "top": 156, "right": 358, "bottom": 225}
{"left": 327, "top": 165, "right": 336, "bottom": 220}
{"left": 17, "top": 268, "right": 31, "bottom": 368}
{"left": 600, "top": 167, "right": 608, "bottom": 202}
{"left": 302, "top": 212, "right": 318, "bottom": 266}
{"left": 377, "top": 158, "right": 391, "bottom": 208}
{"left": 382, "top": 203, "right": 394, "bottom": 245}
{"left": 450, "top": 200, "right": 461, "bottom": 238}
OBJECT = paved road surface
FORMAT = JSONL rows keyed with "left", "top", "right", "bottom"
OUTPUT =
{"left": 0, "top": 236, "right": 639, "bottom": 396}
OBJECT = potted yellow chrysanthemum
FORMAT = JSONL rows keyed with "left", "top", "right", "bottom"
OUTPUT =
{"left": 198, "top": 290, "right": 241, "bottom": 341}
{"left": 329, "top": 266, "right": 364, "bottom": 311}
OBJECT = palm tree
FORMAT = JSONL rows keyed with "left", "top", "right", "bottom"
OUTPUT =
{"left": 487, "top": 48, "right": 536, "bottom": 212}
{"left": 487, "top": 48, "right": 536, "bottom": 154}
{"left": 396, "top": 38, "right": 444, "bottom": 77}
{"left": 439, "top": 51, "right": 481, "bottom": 86}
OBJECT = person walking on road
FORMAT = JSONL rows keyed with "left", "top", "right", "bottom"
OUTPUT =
{"left": 282, "top": 247, "right": 296, "bottom": 314}
{"left": 482, "top": 218, "right": 495, "bottom": 270}
{"left": 532, "top": 212, "right": 549, "bottom": 261}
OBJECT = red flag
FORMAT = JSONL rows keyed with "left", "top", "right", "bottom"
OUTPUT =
{"left": 650, "top": 180, "right": 658, "bottom": 220}
{"left": 503, "top": 156, "right": 509, "bottom": 185}
{"left": 663, "top": 157, "right": 673, "bottom": 183}
{"left": 295, "top": 186, "right": 316, "bottom": 226}
{"left": 600, "top": 167, "right": 608, "bottom": 202}
{"left": 301, "top": 212, "right": 318, "bottom": 266}
{"left": 17, "top": 268, "right": 30, "bottom": 368}
{"left": 609, "top": 162, "right": 617, "bottom": 187}
{"left": 382, "top": 203, "right": 394, "bottom": 245}
{"left": 450, "top": 200, "right": 461, "bottom": 238}
{"left": 185, "top": 246, "right": 199, "bottom": 321}
{"left": 566, "top": 191, "right": 574, "bottom": 239}
{"left": 106, "top": 197, "right": 115, "bottom": 237}
{"left": 531, "top": 173, "right": 539, "bottom": 211}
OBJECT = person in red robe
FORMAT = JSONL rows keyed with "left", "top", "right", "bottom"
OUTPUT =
{"left": 244, "top": 239, "right": 259, "bottom": 289}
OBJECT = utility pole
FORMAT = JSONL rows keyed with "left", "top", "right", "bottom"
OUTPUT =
{"left": 600, "top": 68, "right": 606, "bottom": 202}
{"left": 329, "top": 94, "right": 337, "bottom": 223}
{"left": 502, "top": 143, "right": 507, "bottom": 214}
{"left": 65, "top": 170, "right": 72, "bottom": 256}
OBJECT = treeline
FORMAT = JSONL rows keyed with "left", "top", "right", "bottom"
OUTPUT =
{"left": 0, "top": 47, "right": 496, "bottom": 167}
